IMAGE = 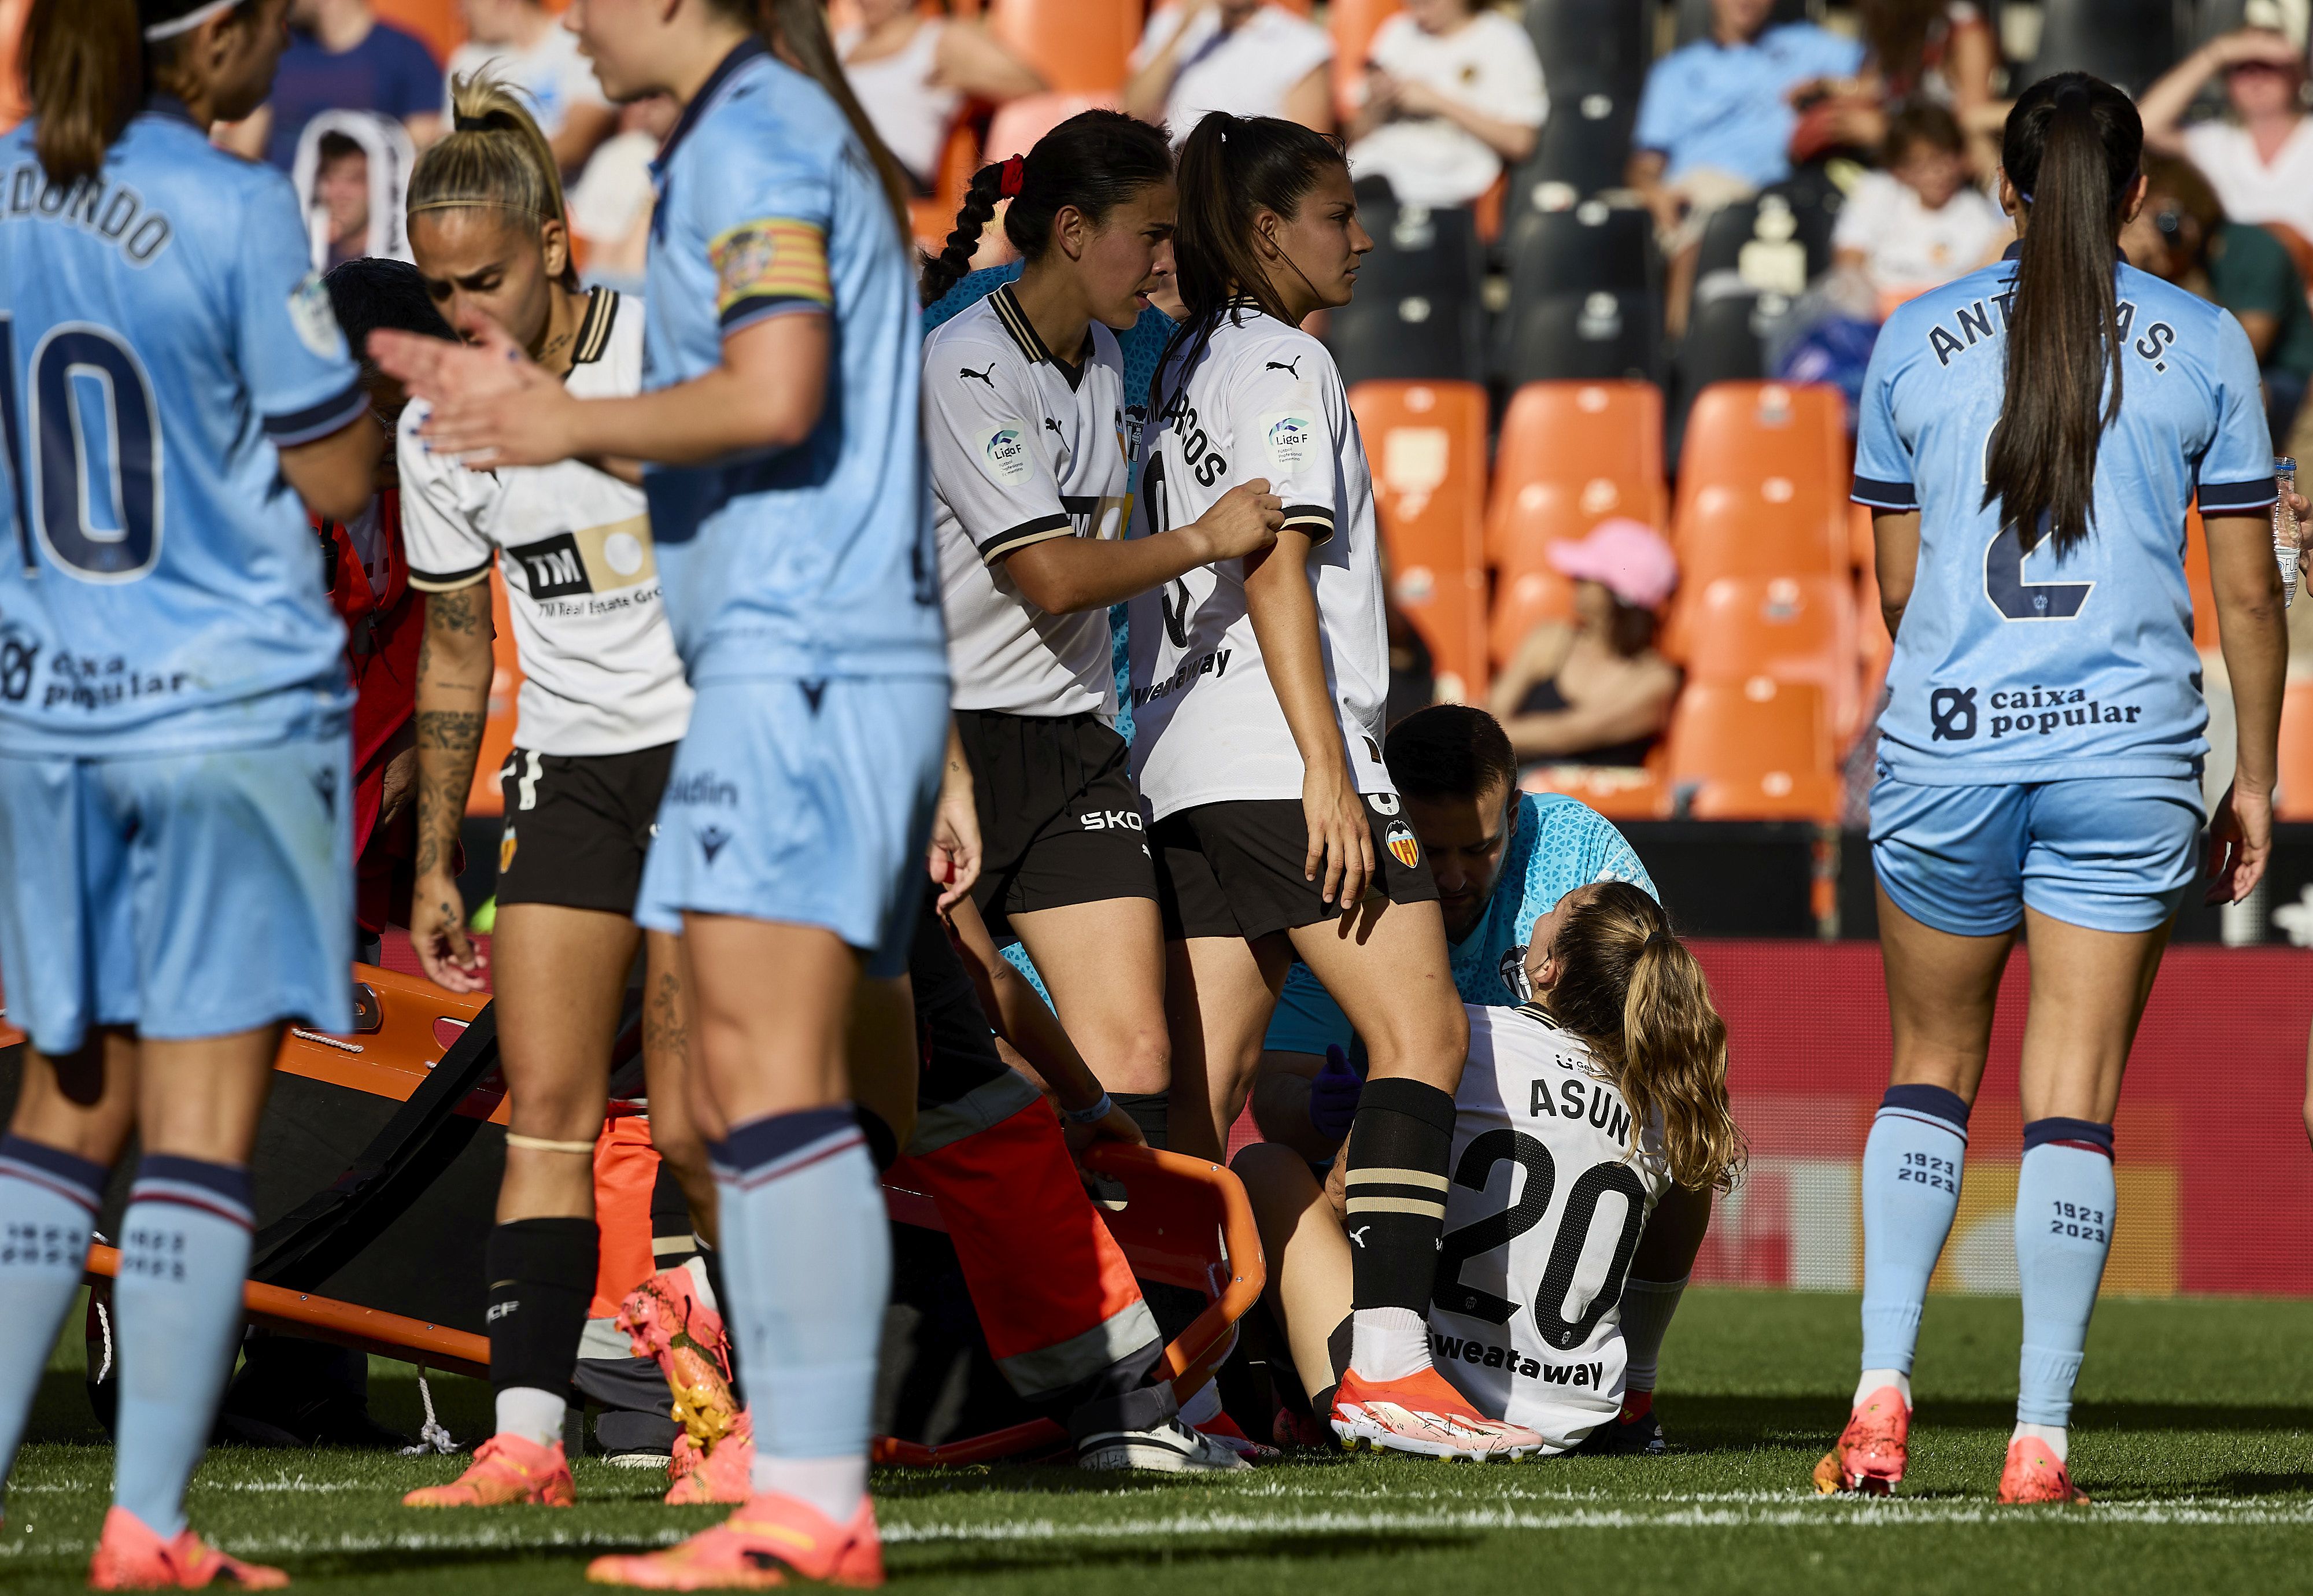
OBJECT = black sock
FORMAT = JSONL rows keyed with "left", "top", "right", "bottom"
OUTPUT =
{"left": 1112, "top": 1091, "right": 1168, "bottom": 1149}
{"left": 485, "top": 1217, "right": 599, "bottom": 1398}
{"left": 649, "top": 1159, "right": 696, "bottom": 1273}
{"left": 1341, "top": 1078, "right": 1457, "bottom": 1313}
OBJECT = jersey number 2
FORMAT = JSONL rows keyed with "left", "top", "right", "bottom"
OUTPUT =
{"left": 0, "top": 316, "right": 163, "bottom": 581}
{"left": 1433, "top": 1127, "right": 1649, "bottom": 1351}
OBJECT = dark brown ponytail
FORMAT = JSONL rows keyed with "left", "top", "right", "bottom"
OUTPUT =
{"left": 1982, "top": 73, "right": 2144, "bottom": 558}
{"left": 919, "top": 110, "right": 1174, "bottom": 306}
{"left": 25, "top": 0, "right": 144, "bottom": 186}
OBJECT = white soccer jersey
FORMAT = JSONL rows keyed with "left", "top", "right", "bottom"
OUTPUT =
{"left": 400, "top": 289, "right": 692, "bottom": 756}
{"left": 1125, "top": 304, "right": 1392, "bottom": 817}
{"left": 1428, "top": 1003, "right": 1670, "bottom": 1453}
{"left": 925, "top": 285, "right": 1129, "bottom": 718}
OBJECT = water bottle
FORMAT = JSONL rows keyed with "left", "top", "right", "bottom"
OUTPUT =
{"left": 2276, "top": 456, "right": 2299, "bottom": 608}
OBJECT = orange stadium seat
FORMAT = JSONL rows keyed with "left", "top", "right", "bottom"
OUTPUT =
{"left": 1329, "top": 0, "right": 1405, "bottom": 123}
{"left": 988, "top": 0, "right": 1141, "bottom": 95}
{"left": 984, "top": 91, "right": 1121, "bottom": 161}
{"left": 1520, "top": 764, "right": 1671, "bottom": 821}
{"left": 1666, "top": 677, "right": 1840, "bottom": 819}
{"left": 1488, "top": 566, "right": 1575, "bottom": 670}
{"left": 1350, "top": 380, "right": 1491, "bottom": 702}
{"left": 1673, "top": 381, "right": 1850, "bottom": 581}
{"left": 2280, "top": 682, "right": 2313, "bottom": 819}
{"left": 1486, "top": 380, "right": 1668, "bottom": 571}
{"left": 1681, "top": 574, "right": 1861, "bottom": 742}
{"left": 469, "top": 574, "right": 523, "bottom": 818}
{"left": 373, "top": 0, "right": 461, "bottom": 61}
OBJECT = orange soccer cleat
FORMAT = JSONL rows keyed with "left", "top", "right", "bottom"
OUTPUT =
{"left": 1329, "top": 1366, "right": 1545, "bottom": 1461}
{"left": 619, "top": 1268, "right": 752, "bottom": 1505}
{"left": 585, "top": 1492, "right": 884, "bottom": 1589}
{"left": 87, "top": 1506, "right": 289, "bottom": 1590}
{"left": 401, "top": 1434, "right": 576, "bottom": 1508}
{"left": 1813, "top": 1385, "right": 1910, "bottom": 1496}
{"left": 666, "top": 1410, "right": 756, "bottom": 1506}
{"left": 1997, "top": 1436, "right": 2090, "bottom": 1505}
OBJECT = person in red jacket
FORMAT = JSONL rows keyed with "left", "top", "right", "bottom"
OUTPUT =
{"left": 313, "top": 258, "right": 456, "bottom": 961}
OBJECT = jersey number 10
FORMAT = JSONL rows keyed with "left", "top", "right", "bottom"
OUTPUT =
{"left": 0, "top": 316, "right": 164, "bottom": 582}
{"left": 1434, "top": 1126, "right": 1650, "bottom": 1353}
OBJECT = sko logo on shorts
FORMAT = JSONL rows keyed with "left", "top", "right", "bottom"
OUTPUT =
{"left": 1079, "top": 810, "right": 1144, "bottom": 832}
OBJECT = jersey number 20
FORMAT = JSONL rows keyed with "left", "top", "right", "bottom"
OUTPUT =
{"left": 1434, "top": 1126, "right": 1649, "bottom": 1352}
{"left": 0, "top": 317, "right": 163, "bottom": 582}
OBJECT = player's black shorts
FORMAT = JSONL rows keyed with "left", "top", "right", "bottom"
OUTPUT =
{"left": 1151, "top": 795, "right": 1441, "bottom": 942}
{"left": 495, "top": 743, "right": 677, "bottom": 915}
{"left": 955, "top": 708, "right": 1157, "bottom": 942}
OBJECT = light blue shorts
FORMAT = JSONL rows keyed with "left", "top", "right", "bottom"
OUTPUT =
{"left": 635, "top": 675, "right": 948, "bottom": 978}
{"left": 1869, "top": 773, "right": 2204, "bottom": 937}
{"left": 0, "top": 736, "right": 354, "bottom": 1056}
{"left": 1263, "top": 960, "right": 1353, "bottom": 1056}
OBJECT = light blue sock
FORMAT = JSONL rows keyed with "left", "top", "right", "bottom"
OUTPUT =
{"left": 1859, "top": 1085, "right": 1970, "bottom": 1377}
{"left": 712, "top": 1107, "right": 888, "bottom": 1522}
{"left": 2014, "top": 1120, "right": 2116, "bottom": 1429}
{"left": 0, "top": 1136, "right": 106, "bottom": 1493}
{"left": 112, "top": 1156, "right": 253, "bottom": 1536}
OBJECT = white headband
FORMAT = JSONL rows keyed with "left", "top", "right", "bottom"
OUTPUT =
{"left": 143, "top": 0, "right": 240, "bottom": 41}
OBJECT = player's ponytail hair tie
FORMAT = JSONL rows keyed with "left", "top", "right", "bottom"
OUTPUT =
{"left": 999, "top": 155, "right": 1026, "bottom": 198}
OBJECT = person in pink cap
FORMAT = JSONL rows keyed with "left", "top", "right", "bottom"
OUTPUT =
{"left": 1488, "top": 518, "right": 1682, "bottom": 771}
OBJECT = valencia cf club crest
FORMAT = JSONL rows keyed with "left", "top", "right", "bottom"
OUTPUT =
{"left": 1385, "top": 818, "right": 1421, "bottom": 869}
{"left": 499, "top": 826, "right": 518, "bottom": 874}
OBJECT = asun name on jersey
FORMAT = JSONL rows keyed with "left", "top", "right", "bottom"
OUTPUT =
{"left": 400, "top": 290, "right": 692, "bottom": 756}
{"left": 1124, "top": 304, "right": 1391, "bottom": 817}
{"left": 1428, "top": 1003, "right": 1668, "bottom": 1453}
{"left": 926, "top": 283, "right": 1129, "bottom": 718}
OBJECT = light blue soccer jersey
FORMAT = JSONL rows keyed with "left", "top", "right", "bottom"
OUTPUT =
{"left": 1266, "top": 792, "right": 1658, "bottom": 1054}
{"left": 1854, "top": 255, "right": 2275, "bottom": 786}
{"left": 643, "top": 41, "right": 945, "bottom": 685}
{"left": 0, "top": 101, "right": 365, "bottom": 755}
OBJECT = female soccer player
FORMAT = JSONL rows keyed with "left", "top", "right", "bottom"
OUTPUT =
{"left": 1235, "top": 882, "right": 1742, "bottom": 1456}
{"left": 1126, "top": 111, "right": 1534, "bottom": 1460}
{"left": 0, "top": 0, "right": 380, "bottom": 1582}
{"left": 387, "top": 72, "right": 727, "bottom": 1512}
{"left": 1819, "top": 73, "right": 2291, "bottom": 1505}
{"left": 377, "top": 0, "right": 941, "bottom": 1581}
{"left": 918, "top": 112, "right": 1281, "bottom": 1147}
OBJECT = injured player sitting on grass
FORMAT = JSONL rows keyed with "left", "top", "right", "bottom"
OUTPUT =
{"left": 1234, "top": 882, "right": 1745, "bottom": 1457}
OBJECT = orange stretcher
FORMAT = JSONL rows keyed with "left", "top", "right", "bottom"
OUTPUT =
{"left": 57, "top": 963, "right": 1265, "bottom": 1465}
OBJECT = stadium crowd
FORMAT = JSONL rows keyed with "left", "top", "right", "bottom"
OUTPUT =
{"left": 0, "top": 0, "right": 2304, "bottom": 1586}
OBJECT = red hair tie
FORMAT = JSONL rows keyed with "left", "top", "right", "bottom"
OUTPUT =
{"left": 999, "top": 155, "right": 1025, "bottom": 198}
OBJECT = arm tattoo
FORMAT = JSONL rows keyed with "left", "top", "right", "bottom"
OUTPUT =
{"left": 427, "top": 582, "right": 489, "bottom": 637}
{"left": 642, "top": 970, "right": 689, "bottom": 1065}
{"left": 413, "top": 583, "right": 494, "bottom": 879}
{"left": 417, "top": 710, "right": 486, "bottom": 752}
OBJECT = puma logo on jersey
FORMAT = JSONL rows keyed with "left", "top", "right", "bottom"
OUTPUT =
{"left": 1044, "top": 417, "right": 1065, "bottom": 437}
{"left": 958, "top": 363, "right": 997, "bottom": 387}
{"left": 1266, "top": 357, "right": 1302, "bottom": 377}
{"left": 1349, "top": 1226, "right": 1372, "bottom": 1248}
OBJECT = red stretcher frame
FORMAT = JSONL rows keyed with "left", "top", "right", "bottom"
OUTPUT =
{"left": 69, "top": 971, "right": 1268, "bottom": 1465}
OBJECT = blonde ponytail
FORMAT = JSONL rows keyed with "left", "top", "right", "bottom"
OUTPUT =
{"left": 1538, "top": 883, "right": 1747, "bottom": 1194}
{"left": 407, "top": 71, "right": 576, "bottom": 289}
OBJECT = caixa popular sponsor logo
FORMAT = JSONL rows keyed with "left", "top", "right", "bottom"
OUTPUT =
{"left": 1928, "top": 685, "right": 2144, "bottom": 742}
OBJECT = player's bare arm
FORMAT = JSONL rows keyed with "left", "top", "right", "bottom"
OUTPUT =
{"left": 409, "top": 579, "right": 494, "bottom": 991}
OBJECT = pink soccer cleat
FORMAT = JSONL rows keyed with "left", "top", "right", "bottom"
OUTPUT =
{"left": 87, "top": 1506, "right": 289, "bottom": 1589}
{"left": 1813, "top": 1385, "right": 1910, "bottom": 1495}
{"left": 1997, "top": 1436, "right": 2090, "bottom": 1505}
{"left": 1330, "top": 1366, "right": 1544, "bottom": 1461}
{"left": 619, "top": 1268, "right": 752, "bottom": 1504}
{"left": 666, "top": 1410, "right": 755, "bottom": 1506}
{"left": 401, "top": 1434, "right": 575, "bottom": 1508}
{"left": 585, "top": 1492, "right": 884, "bottom": 1588}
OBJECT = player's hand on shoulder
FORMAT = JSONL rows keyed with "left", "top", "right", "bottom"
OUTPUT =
{"left": 375, "top": 315, "right": 576, "bottom": 471}
{"left": 408, "top": 873, "right": 489, "bottom": 994}
{"left": 1186, "top": 478, "right": 1285, "bottom": 564}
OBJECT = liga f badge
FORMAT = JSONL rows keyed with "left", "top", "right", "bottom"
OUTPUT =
{"left": 1385, "top": 818, "right": 1421, "bottom": 869}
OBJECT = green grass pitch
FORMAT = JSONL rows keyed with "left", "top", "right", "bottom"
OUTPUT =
{"left": 3, "top": 1288, "right": 2307, "bottom": 1594}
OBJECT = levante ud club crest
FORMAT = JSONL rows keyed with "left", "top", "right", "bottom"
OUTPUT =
{"left": 1385, "top": 819, "right": 1421, "bottom": 869}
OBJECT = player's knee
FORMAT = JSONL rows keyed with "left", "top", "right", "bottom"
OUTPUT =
{"left": 1107, "top": 1021, "right": 1171, "bottom": 1095}
{"left": 1360, "top": 996, "right": 1468, "bottom": 1087}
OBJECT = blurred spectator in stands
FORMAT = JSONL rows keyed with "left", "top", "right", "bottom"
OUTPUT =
{"left": 219, "top": 0, "right": 444, "bottom": 171}
{"left": 2123, "top": 153, "right": 2313, "bottom": 460}
{"left": 1792, "top": 1, "right": 2002, "bottom": 176}
{"left": 2141, "top": 26, "right": 2313, "bottom": 250}
{"left": 446, "top": 0, "right": 616, "bottom": 176}
{"left": 1488, "top": 520, "right": 1680, "bottom": 774}
{"left": 1630, "top": 0, "right": 1863, "bottom": 334}
{"left": 1125, "top": 0, "right": 1333, "bottom": 143}
{"left": 313, "top": 131, "right": 374, "bottom": 268}
{"left": 1344, "top": 0, "right": 1545, "bottom": 209}
{"left": 837, "top": 0, "right": 1044, "bottom": 194}
{"left": 570, "top": 94, "right": 679, "bottom": 296}
{"left": 1831, "top": 103, "right": 2008, "bottom": 311}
